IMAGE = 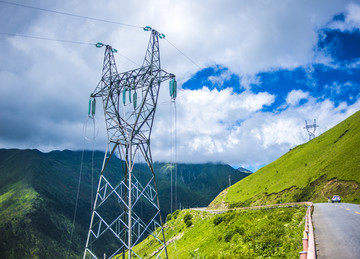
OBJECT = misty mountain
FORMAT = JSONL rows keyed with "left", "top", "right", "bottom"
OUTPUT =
{"left": 237, "top": 167, "right": 253, "bottom": 174}
{"left": 0, "top": 149, "right": 249, "bottom": 258}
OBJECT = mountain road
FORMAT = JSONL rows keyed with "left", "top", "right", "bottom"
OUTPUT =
{"left": 312, "top": 203, "right": 360, "bottom": 259}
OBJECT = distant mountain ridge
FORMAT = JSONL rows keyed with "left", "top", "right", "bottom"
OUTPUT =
{"left": 0, "top": 149, "right": 249, "bottom": 258}
{"left": 210, "top": 110, "right": 360, "bottom": 209}
{"left": 237, "top": 167, "right": 253, "bottom": 174}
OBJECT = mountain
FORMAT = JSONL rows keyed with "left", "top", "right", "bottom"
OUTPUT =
{"left": 155, "top": 162, "right": 250, "bottom": 209}
{"left": 0, "top": 149, "right": 93, "bottom": 258}
{"left": 0, "top": 149, "right": 248, "bottom": 258}
{"left": 237, "top": 167, "right": 253, "bottom": 174}
{"left": 210, "top": 110, "right": 360, "bottom": 209}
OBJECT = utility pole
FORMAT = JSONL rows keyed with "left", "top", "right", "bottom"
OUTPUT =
{"left": 83, "top": 28, "right": 176, "bottom": 259}
{"left": 304, "top": 119, "right": 319, "bottom": 141}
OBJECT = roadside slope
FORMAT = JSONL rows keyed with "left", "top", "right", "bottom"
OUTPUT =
{"left": 210, "top": 110, "right": 360, "bottom": 209}
{"left": 132, "top": 206, "right": 307, "bottom": 258}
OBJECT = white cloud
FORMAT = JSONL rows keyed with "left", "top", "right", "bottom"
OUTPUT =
{"left": 207, "top": 68, "right": 232, "bottom": 86}
{"left": 347, "top": 3, "right": 360, "bottom": 28}
{"left": 151, "top": 86, "right": 275, "bottom": 163}
{"left": 152, "top": 83, "right": 360, "bottom": 171}
{"left": 0, "top": 0, "right": 359, "bottom": 172}
{"left": 240, "top": 91, "right": 275, "bottom": 111}
{"left": 151, "top": 81, "right": 360, "bottom": 170}
{"left": 286, "top": 89, "right": 310, "bottom": 106}
{"left": 327, "top": 2, "right": 360, "bottom": 31}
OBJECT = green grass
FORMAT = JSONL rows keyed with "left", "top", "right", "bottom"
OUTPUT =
{"left": 210, "top": 110, "right": 360, "bottom": 208}
{"left": 0, "top": 181, "right": 39, "bottom": 220}
{"left": 133, "top": 206, "right": 307, "bottom": 258}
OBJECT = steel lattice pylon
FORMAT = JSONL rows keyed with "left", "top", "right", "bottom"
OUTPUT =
{"left": 83, "top": 29, "right": 175, "bottom": 259}
{"left": 304, "top": 119, "right": 319, "bottom": 141}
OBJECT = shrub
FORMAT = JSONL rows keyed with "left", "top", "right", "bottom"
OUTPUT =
{"left": 213, "top": 216, "right": 223, "bottom": 226}
{"left": 223, "top": 230, "right": 234, "bottom": 242}
{"left": 184, "top": 213, "right": 193, "bottom": 227}
{"left": 185, "top": 219, "right": 193, "bottom": 227}
{"left": 166, "top": 214, "right": 172, "bottom": 221}
{"left": 234, "top": 225, "right": 245, "bottom": 235}
{"left": 229, "top": 199, "right": 251, "bottom": 208}
{"left": 173, "top": 210, "right": 180, "bottom": 219}
{"left": 222, "top": 211, "right": 235, "bottom": 224}
{"left": 183, "top": 213, "right": 192, "bottom": 222}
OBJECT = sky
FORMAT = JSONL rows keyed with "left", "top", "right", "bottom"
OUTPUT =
{"left": 0, "top": 0, "right": 360, "bottom": 172}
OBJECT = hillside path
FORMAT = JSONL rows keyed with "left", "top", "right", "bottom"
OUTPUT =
{"left": 312, "top": 203, "right": 360, "bottom": 259}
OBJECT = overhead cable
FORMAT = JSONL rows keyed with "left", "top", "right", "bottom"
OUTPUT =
{"left": 1, "top": 0, "right": 202, "bottom": 70}
{"left": 0, "top": 31, "right": 94, "bottom": 45}
{"left": 164, "top": 38, "right": 202, "bottom": 70}
{"left": 0, "top": 32, "right": 140, "bottom": 66}
{"left": 0, "top": 0, "right": 143, "bottom": 28}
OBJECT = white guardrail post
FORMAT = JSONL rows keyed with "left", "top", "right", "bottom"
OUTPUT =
{"left": 300, "top": 204, "right": 316, "bottom": 259}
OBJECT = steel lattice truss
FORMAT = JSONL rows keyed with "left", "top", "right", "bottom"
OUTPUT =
{"left": 84, "top": 29, "right": 174, "bottom": 259}
{"left": 304, "top": 119, "right": 319, "bottom": 141}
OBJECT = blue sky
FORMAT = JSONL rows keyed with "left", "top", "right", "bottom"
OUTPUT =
{"left": 183, "top": 24, "right": 360, "bottom": 109}
{"left": 0, "top": 0, "right": 359, "bottom": 172}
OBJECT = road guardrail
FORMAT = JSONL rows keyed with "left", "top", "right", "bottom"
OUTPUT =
{"left": 300, "top": 204, "right": 316, "bottom": 259}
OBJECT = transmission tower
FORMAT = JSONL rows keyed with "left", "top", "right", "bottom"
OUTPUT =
{"left": 83, "top": 28, "right": 176, "bottom": 259}
{"left": 304, "top": 119, "right": 319, "bottom": 141}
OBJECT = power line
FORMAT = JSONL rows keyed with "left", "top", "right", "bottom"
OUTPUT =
{"left": 116, "top": 51, "right": 141, "bottom": 67}
{"left": 0, "top": 31, "right": 94, "bottom": 45}
{"left": 0, "top": 0, "right": 202, "bottom": 70}
{"left": 164, "top": 38, "right": 202, "bottom": 70}
{"left": 0, "top": 32, "right": 140, "bottom": 66}
{"left": 0, "top": 33, "right": 200, "bottom": 71}
{"left": 66, "top": 148, "right": 85, "bottom": 258}
{"left": 0, "top": 0, "right": 143, "bottom": 28}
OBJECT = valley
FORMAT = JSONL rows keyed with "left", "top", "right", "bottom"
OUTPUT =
{"left": 0, "top": 110, "right": 359, "bottom": 258}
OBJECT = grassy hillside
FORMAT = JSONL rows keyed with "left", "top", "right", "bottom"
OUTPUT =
{"left": 0, "top": 149, "right": 92, "bottom": 258}
{"left": 131, "top": 206, "right": 307, "bottom": 258}
{"left": 210, "top": 110, "right": 360, "bottom": 209}
{"left": 0, "top": 149, "right": 247, "bottom": 258}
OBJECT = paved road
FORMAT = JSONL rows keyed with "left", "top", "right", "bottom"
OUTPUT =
{"left": 312, "top": 203, "right": 360, "bottom": 259}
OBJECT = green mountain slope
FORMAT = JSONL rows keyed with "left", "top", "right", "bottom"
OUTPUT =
{"left": 131, "top": 206, "right": 307, "bottom": 258}
{"left": 0, "top": 149, "right": 247, "bottom": 258}
{"left": 210, "top": 110, "right": 360, "bottom": 209}
{"left": 0, "top": 149, "right": 91, "bottom": 258}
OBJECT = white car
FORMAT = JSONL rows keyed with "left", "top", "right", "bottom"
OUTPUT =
{"left": 331, "top": 195, "right": 341, "bottom": 203}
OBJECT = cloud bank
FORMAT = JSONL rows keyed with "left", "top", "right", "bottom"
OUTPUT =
{"left": 0, "top": 0, "right": 359, "bottom": 171}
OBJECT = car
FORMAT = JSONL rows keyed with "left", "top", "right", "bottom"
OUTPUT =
{"left": 331, "top": 195, "right": 341, "bottom": 203}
